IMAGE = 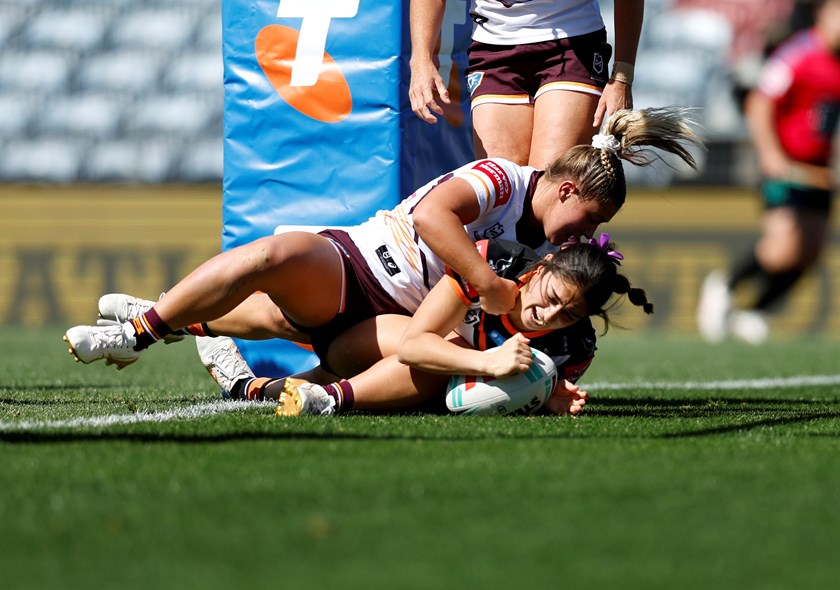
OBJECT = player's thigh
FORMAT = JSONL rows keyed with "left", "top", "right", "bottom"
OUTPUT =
{"left": 256, "top": 232, "right": 346, "bottom": 327}
{"left": 530, "top": 90, "right": 598, "bottom": 168}
{"left": 325, "top": 314, "right": 413, "bottom": 377}
{"left": 208, "top": 291, "right": 308, "bottom": 341}
{"left": 472, "top": 102, "right": 534, "bottom": 165}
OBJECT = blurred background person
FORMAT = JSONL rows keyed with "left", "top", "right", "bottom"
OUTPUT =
{"left": 698, "top": 0, "right": 840, "bottom": 344}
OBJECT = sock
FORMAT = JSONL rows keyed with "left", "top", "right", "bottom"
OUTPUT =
{"left": 728, "top": 249, "right": 761, "bottom": 289}
{"left": 131, "top": 308, "right": 173, "bottom": 350}
{"left": 183, "top": 323, "right": 217, "bottom": 337}
{"left": 754, "top": 269, "right": 804, "bottom": 311}
{"left": 323, "top": 381, "right": 355, "bottom": 413}
{"left": 227, "top": 377, "right": 273, "bottom": 401}
{"left": 258, "top": 378, "right": 355, "bottom": 412}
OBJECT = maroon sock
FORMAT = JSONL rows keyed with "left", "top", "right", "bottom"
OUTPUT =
{"left": 323, "top": 381, "right": 355, "bottom": 413}
{"left": 131, "top": 308, "right": 173, "bottom": 351}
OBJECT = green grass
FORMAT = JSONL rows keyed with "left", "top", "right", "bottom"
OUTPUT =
{"left": 2, "top": 328, "right": 840, "bottom": 589}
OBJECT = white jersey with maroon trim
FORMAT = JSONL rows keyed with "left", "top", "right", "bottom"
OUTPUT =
{"left": 345, "top": 158, "right": 551, "bottom": 314}
{"left": 470, "top": 0, "right": 604, "bottom": 45}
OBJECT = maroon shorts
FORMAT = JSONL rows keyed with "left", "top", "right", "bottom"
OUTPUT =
{"left": 284, "top": 229, "right": 411, "bottom": 374}
{"left": 466, "top": 29, "right": 611, "bottom": 108}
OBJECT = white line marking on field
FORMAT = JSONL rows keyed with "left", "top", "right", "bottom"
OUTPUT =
{"left": 586, "top": 374, "right": 840, "bottom": 391}
{"left": 0, "top": 400, "right": 274, "bottom": 432}
{"left": 2, "top": 375, "right": 839, "bottom": 433}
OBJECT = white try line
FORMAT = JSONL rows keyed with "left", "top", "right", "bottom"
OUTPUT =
{"left": 586, "top": 374, "right": 840, "bottom": 391}
{"left": 0, "top": 400, "right": 275, "bottom": 432}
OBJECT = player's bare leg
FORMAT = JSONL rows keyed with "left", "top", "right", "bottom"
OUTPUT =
{"left": 472, "top": 102, "right": 534, "bottom": 165}
{"left": 530, "top": 89, "right": 598, "bottom": 169}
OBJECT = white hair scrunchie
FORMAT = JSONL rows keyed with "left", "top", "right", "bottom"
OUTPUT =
{"left": 591, "top": 133, "right": 621, "bottom": 153}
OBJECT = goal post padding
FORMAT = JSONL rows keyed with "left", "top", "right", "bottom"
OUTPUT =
{"left": 222, "top": 0, "right": 473, "bottom": 377}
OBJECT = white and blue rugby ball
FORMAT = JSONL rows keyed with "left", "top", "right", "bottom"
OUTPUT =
{"left": 446, "top": 348, "right": 558, "bottom": 416}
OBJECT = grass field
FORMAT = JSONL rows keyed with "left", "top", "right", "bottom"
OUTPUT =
{"left": 2, "top": 327, "right": 840, "bottom": 589}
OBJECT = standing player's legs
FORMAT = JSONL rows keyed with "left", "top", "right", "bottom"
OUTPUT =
{"left": 466, "top": 32, "right": 609, "bottom": 168}
{"left": 466, "top": 40, "right": 535, "bottom": 165}
{"left": 756, "top": 207, "right": 829, "bottom": 274}
{"left": 530, "top": 89, "right": 599, "bottom": 169}
{"left": 471, "top": 102, "right": 534, "bottom": 165}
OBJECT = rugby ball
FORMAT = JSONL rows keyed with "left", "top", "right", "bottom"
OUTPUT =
{"left": 446, "top": 348, "right": 558, "bottom": 416}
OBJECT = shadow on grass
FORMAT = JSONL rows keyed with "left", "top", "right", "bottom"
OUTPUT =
{"left": 1, "top": 395, "right": 839, "bottom": 444}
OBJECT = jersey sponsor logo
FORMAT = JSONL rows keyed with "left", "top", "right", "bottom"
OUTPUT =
{"left": 473, "top": 222, "right": 505, "bottom": 240}
{"left": 375, "top": 245, "right": 401, "bottom": 276}
{"left": 472, "top": 160, "right": 512, "bottom": 207}
{"left": 255, "top": 1, "right": 357, "bottom": 123}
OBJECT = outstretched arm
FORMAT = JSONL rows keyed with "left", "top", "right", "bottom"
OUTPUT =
{"left": 398, "top": 280, "right": 533, "bottom": 377}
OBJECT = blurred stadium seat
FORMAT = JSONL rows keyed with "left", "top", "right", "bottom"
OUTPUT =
{"left": 36, "top": 94, "right": 125, "bottom": 139}
{"left": 108, "top": 9, "right": 198, "bottom": 51}
{"left": 21, "top": 7, "right": 113, "bottom": 52}
{"left": 0, "top": 50, "right": 73, "bottom": 93}
{"left": 1, "top": 138, "right": 85, "bottom": 182}
{"left": 0, "top": 0, "right": 223, "bottom": 182}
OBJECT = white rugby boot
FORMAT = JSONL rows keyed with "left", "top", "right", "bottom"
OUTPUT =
{"left": 276, "top": 378, "right": 336, "bottom": 417}
{"left": 63, "top": 320, "right": 140, "bottom": 369}
{"left": 729, "top": 310, "right": 769, "bottom": 345}
{"left": 195, "top": 336, "right": 255, "bottom": 399}
{"left": 97, "top": 293, "right": 184, "bottom": 343}
{"left": 697, "top": 270, "right": 733, "bottom": 343}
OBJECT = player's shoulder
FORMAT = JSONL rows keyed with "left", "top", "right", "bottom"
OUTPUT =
{"left": 477, "top": 238, "right": 539, "bottom": 279}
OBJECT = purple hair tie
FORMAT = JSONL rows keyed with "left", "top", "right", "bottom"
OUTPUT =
{"left": 562, "top": 233, "right": 624, "bottom": 265}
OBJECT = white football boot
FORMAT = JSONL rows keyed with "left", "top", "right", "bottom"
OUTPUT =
{"left": 195, "top": 336, "right": 255, "bottom": 399}
{"left": 276, "top": 378, "right": 336, "bottom": 417}
{"left": 697, "top": 270, "right": 733, "bottom": 343}
{"left": 98, "top": 293, "right": 184, "bottom": 343}
{"left": 63, "top": 321, "right": 140, "bottom": 369}
{"left": 729, "top": 310, "right": 769, "bottom": 345}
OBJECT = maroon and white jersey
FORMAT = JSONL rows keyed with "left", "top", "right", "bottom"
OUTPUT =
{"left": 345, "top": 158, "right": 550, "bottom": 313}
{"left": 470, "top": 0, "right": 604, "bottom": 45}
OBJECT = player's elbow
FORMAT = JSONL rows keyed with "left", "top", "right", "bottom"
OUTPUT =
{"left": 396, "top": 334, "right": 422, "bottom": 368}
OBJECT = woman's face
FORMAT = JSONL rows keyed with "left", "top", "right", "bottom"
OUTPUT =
{"left": 514, "top": 268, "right": 588, "bottom": 332}
{"left": 542, "top": 188, "right": 619, "bottom": 246}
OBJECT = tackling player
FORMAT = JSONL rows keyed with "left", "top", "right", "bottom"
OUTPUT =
{"left": 64, "top": 107, "right": 700, "bottom": 386}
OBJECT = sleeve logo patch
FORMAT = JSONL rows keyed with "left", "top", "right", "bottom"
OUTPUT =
{"left": 472, "top": 160, "right": 512, "bottom": 207}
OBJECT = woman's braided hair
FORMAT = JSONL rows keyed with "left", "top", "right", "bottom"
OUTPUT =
{"left": 543, "top": 107, "right": 705, "bottom": 209}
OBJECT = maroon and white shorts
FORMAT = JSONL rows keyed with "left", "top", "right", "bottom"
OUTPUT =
{"left": 466, "top": 29, "right": 611, "bottom": 109}
{"left": 284, "top": 229, "right": 411, "bottom": 374}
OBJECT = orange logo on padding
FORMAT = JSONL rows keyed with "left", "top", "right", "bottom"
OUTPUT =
{"left": 256, "top": 24, "right": 352, "bottom": 123}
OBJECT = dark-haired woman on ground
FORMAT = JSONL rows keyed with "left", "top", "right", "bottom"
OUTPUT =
{"left": 239, "top": 235, "right": 653, "bottom": 416}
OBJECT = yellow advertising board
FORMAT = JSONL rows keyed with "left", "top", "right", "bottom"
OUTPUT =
{"left": 1, "top": 185, "right": 838, "bottom": 338}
